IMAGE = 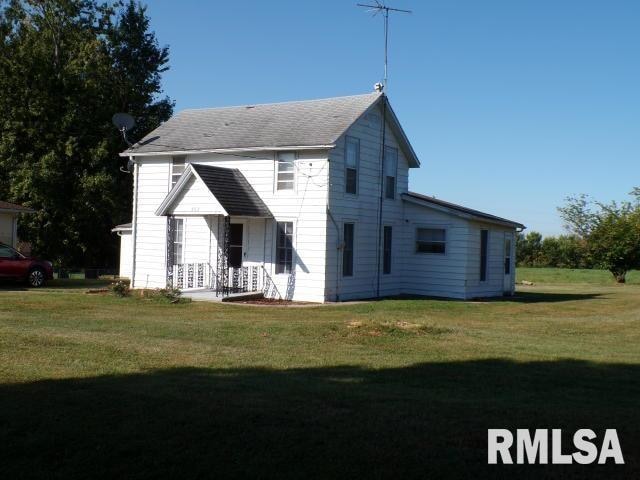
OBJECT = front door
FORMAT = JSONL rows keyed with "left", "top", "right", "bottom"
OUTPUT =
{"left": 503, "top": 233, "right": 513, "bottom": 294}
{"left": 228, "top": 223, "right": 244, "bottom": 269}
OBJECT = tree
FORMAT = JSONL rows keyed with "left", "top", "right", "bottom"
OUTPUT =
{"left": 0, "top": 0, "right": 172, "bottom": 267}
{"left": 516, "top": 231, "right": 542, "bottom": 266}
{"left": 559, "top": 191, "right": 640, "bottom": 283}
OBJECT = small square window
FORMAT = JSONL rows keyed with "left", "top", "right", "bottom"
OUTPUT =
{"left": 416, "top": 228, "right": 446, "bottom": 254}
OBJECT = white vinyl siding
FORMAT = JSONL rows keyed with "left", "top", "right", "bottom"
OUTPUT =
{"left": 465, "top": 222, "right": 517, "bottom": 298}
{"left": 326, "top": 102, "right": 410, "bottom": 300}
{"left": 131, "top": 150, "right": 329, "bottom": 302}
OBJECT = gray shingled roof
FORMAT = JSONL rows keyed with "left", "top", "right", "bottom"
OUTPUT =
{"left": 126, "top": 93, "right": 382, "bottom": 154}
{"left": 191, "top": 164, "right": 272, "bottom": 218}
{"left": 403, "top": 192, "right": 525, "bottom": 229}
{"left": 0, "top": 201, "right": 34, "bottom": 213}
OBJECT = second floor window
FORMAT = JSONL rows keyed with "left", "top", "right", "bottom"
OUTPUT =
{"left": 277, "top": 152, "right": 295, "bottom": 191}
{"left": 345, "top": 136, "right": 359, "bottom": 194}
{"left": 171, "top": 156, "right": 186, "bottom": 187}
{"left": 383, "top": 146, "right": 398, "bottom": 199}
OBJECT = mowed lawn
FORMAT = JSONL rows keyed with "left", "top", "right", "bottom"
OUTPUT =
{"left": 1, "top": 271, "right": 639, "bottom": 479}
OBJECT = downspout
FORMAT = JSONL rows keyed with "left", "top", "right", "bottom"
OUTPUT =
{"left": 325, "top": 152, "right": 341, "bottom": 302}
{"left": 326, "top": 205, "right": 341, "bottom": 301}
{"left": 130, "top": 156, "right": 139, "bottom": 288}
{"left": 375, "top": 95, "right": 388, "bottom": 298}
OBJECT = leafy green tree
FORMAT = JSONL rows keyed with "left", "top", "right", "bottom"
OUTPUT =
{"left": 516, "top": 231, "right": 543, "bottom": 266}
{"left": 559, "top": 191, "right": 640, "bottom": 283}
{"left": 0, "top": 0, "right": 172, "bottom": 267}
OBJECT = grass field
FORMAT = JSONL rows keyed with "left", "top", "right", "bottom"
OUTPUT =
{"left": 1, "top": 272, "right": 639, "bottom": 479}
{"left": 518, "top": 267, "right": 640, "bottom": 285}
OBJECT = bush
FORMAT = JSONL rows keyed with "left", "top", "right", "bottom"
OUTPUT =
{"left": 109, "top": 280, "right": 130, "bottom": 297}
{"left": 141, "top": 287, "right": 186, "bottom": 303}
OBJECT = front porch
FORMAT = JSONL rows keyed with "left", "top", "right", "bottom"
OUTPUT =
{"left": 156, "top": 163, "right": 284, "bottom": 300}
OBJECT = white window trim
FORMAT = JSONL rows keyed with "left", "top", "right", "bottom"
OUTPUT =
{"left": 344, "top": 136, "right": 360, "bottom": 196}
{"left": 274, "top": 219, "right": 296, "bottom": 276}
{"left": 274, "top": 151, "right": 297, "bottom": 194}
{"left": 415, "top": 225, "right": 448, "bottom": 256}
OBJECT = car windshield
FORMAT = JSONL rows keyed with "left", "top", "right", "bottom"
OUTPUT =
{"left": 0, "top": 244, "right": 24, "bottom": 259}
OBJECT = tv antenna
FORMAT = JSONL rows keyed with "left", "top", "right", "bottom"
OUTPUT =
{"left": 357, "top": 1, "right": 411, "bottom": 90}
{"left": 112, "top": 113, "right": 136, "bottom": 173}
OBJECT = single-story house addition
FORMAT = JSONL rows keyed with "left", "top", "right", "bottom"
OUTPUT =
{"left": 119, "top": 91, "right": 524, "bottom": 302}
{"left": 0, "top": 201, "right": 34, "bottom": 248}
{"left": 111, "top": 222, "right": 133, "bottom": 279}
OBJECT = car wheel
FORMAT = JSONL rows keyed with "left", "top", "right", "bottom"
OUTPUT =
{"left": 28, "top": 268, "right": 46, "bottom": 288}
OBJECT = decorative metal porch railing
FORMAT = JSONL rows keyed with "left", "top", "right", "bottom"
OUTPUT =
{"left": 218, "top": 265, "right": 262, "bottom": 297}
{"left": 167, "top": 263, "right": 215, "bottom": 291}
{"left": 167, "top": 263, "right": 281, "bottom": 300}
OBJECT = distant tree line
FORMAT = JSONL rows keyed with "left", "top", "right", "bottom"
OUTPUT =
{"left": 516, "top": 232, "right": 591, "bottom": 269}
{"left": 518, "top": 189, "right": 640, "bottom": 283}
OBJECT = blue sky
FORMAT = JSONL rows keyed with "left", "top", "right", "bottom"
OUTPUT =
{"left": 146, "top": 0, "right": 639, "bottom": 236}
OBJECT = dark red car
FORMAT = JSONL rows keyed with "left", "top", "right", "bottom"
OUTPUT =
{"left": 0, "top": 243, "right": 54, "bottom": 287}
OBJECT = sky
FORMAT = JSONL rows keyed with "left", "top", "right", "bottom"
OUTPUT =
{"left": 145, "top": 0, "right": 640, "bottom": 236}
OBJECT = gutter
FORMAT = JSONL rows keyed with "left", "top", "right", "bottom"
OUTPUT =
{"left": 119, "top": 145, "right": 336, "bottom": 157}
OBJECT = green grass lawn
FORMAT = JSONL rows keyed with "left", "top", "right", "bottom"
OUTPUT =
{"left": 1, "top": 276, "right": 639, "bottom": 479}
{"left": 518, "top": 266, "right": 640, "bottom": 285}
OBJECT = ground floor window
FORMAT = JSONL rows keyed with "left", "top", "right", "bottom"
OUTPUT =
{"left": 383, "top": 226, "right": 392, "bottom": 274}
{"left": 276, "top": 221, "right": 293, "bottom": 274}
{"left": 416, "top": 228, "right": 446, "bottom": 254}
{"left": 170, "top": 217, "right": 184, "bottom": 265}
{"left": 480, "top": 229, "right": 489, "bottom": 281}
{"left": 343, "top": 223, "right": 354, "bottom": 277}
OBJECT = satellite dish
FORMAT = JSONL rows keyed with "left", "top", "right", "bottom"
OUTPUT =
{"left": 112, "top": 113, "right": 135, "bottom": 132}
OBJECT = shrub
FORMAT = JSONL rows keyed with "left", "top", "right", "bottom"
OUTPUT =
{"left": 141, "top": 287, "right": 186, "bottom": 303}
{"left": 109, "top": 280, "right": 130, "bottom": 297}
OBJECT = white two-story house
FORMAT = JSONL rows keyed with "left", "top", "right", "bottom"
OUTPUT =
{"left": 119, "top": 91, "right": 524, "bottom": 302}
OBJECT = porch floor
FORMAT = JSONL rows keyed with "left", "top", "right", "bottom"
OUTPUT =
{"left": 182, "top": 290, "right": 264, "bottom": 303}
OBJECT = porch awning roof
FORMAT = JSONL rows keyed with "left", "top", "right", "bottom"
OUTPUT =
{"left": 155, "top": 164, "right": 273, "bottom": 218}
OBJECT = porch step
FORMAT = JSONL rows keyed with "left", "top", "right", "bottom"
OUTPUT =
{"left": 221, "top": 292, "right": 265, "bottom": 303}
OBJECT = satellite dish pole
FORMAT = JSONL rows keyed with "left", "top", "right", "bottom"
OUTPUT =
{"left": 112, "top": 113, "right": 136, "bottom": 173}
{"left": 357, "top": 1, "right": 411, "bottom": 90}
